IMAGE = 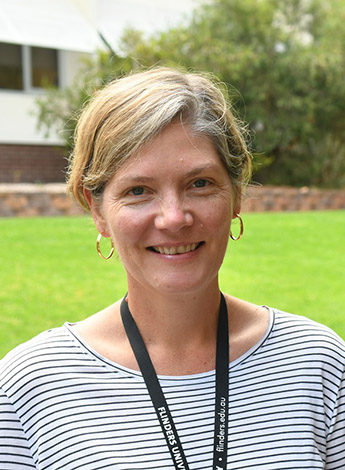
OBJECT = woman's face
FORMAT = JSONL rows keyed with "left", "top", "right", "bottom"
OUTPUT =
{"left": 88, "top": 122, "right": 239, "bottom": 296}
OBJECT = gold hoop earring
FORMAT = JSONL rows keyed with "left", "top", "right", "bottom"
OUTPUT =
{"left": 96, "top": 233, "right": 115, "bottom": 259}
{"left": 229, "top": 214, "right": 244, "bottom": 241}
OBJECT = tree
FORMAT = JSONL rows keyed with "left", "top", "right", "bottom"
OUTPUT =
{"left": 120, "top": 0, "right": 345, "bottom": 187}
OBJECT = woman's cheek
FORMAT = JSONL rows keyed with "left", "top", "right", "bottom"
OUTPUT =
{"left": 111, "top": 211, "right": 151, "bottom": 244}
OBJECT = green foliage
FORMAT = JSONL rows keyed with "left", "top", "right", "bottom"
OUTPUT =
{"left": 1, "top": 212, "right": 344, "bottom": 358}
{"left": 35, "top": 0, "right": 345, "bottom": 188}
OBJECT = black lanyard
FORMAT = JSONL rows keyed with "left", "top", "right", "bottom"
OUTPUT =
{"left": 120, "top": 293, "right": 229, "bottom": 470}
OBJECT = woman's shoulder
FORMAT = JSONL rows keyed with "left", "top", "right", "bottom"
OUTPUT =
{"left": 0, "top": 325, "right": 78, "bottom": 390}
{"left": 1, "top": 325, "right": 68, "bottom": 357}
{"left": 272, "top": 308, "right": 345, "bottom": 342}
{"left": 270, "top": 307, "right": 345, "bottom": 363}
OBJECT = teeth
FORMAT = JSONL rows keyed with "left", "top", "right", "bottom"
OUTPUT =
{"left": 153, "top": 243, "right": 199, "bottom": 255}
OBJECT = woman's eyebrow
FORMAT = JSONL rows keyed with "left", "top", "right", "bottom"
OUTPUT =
{"left": 119, "top": 175, "right": 155, "bottom": 184}
{"left": 185, "top": 163, "right": 222, "bottom": 177}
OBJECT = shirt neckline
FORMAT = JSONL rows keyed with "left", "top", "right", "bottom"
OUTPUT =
{"left": 64, "top": 307, "right": 274, "bottom": 380}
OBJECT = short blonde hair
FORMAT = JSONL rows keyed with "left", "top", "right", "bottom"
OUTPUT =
{"left": 67, "top": 67, "right": 252, "bottom": 210}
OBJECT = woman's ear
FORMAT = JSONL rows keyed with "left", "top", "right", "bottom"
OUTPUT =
{"left": 83, "top": 188, "right": 111, "bottom": 237}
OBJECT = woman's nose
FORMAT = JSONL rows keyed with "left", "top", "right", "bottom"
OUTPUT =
{"left": 154, "top": 197, "right": 193, "bottom": 232}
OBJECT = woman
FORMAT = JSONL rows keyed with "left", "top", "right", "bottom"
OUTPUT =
{"left": 0, "top": 68, "right": 344, "bottom": 470}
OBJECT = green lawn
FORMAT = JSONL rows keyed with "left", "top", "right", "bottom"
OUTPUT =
{"left": 1, "top": 211, "right": 344, "bottom": 358}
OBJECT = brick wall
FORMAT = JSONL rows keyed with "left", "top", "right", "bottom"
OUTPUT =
{"left": 0, "top": 184, "right": 344, "bottom": 217}
{"left": 0, "top": 144, "right": 66, "bottom": 183}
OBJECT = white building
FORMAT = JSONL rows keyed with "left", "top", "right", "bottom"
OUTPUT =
{"left": 0, "top": 0, "right": 198, "bottom": 183}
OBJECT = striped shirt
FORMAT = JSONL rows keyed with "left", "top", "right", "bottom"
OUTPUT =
{"left": 0, "top": 308, "right": 344, "bottom": 469}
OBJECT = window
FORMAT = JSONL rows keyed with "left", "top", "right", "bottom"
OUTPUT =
{"left": 0, "top": 43, "right": 23, "bottom": 90}
{"left": 0, "top": 42, "right": 59, "bottom": 91}
{"left": 31, "top": 47, "right": 58, "bottom": 88}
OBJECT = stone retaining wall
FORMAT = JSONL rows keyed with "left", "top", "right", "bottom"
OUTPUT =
{"left": 243, "top": 185, "right": 345, "bottom": 212}
{"left": 0, "top": 184, "right": 344, "bottom": 217}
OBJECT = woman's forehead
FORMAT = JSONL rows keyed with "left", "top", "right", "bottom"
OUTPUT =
{"left": 118, "top": 124, "right": 221, "bottom": 171}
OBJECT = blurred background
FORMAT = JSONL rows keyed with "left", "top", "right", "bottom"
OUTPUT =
{"left": 0, "top": 0, "right": 344, "bottom": 189}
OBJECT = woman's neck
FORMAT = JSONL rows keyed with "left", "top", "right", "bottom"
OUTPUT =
{"left": 125, "top": 280, "right": 221, "bottom": 353}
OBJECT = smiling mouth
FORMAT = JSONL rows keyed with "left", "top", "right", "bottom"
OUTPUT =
{"left": 149, "top": 242, "right": 204, "bottom": 255}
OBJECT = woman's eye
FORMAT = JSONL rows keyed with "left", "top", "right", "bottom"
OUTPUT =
{"left": 193, "top": 179, "right": 208, "bottom": 188}
{"left": 129, "top": 187, "right": 145, "bottom": 196}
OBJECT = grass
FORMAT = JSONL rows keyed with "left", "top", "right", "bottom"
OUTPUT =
{"left": 1, "top": 211, "right": 344, "bottom": 358}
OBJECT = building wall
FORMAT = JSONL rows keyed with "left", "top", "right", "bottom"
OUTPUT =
{"left": 0, "top": 92, "right": 61, "bottom": 145}
{"left": 0, "top": 50, "right": 86, "bottom": 145}
{"left": 0, "top": 49, "right": 86, "bottom": 183}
